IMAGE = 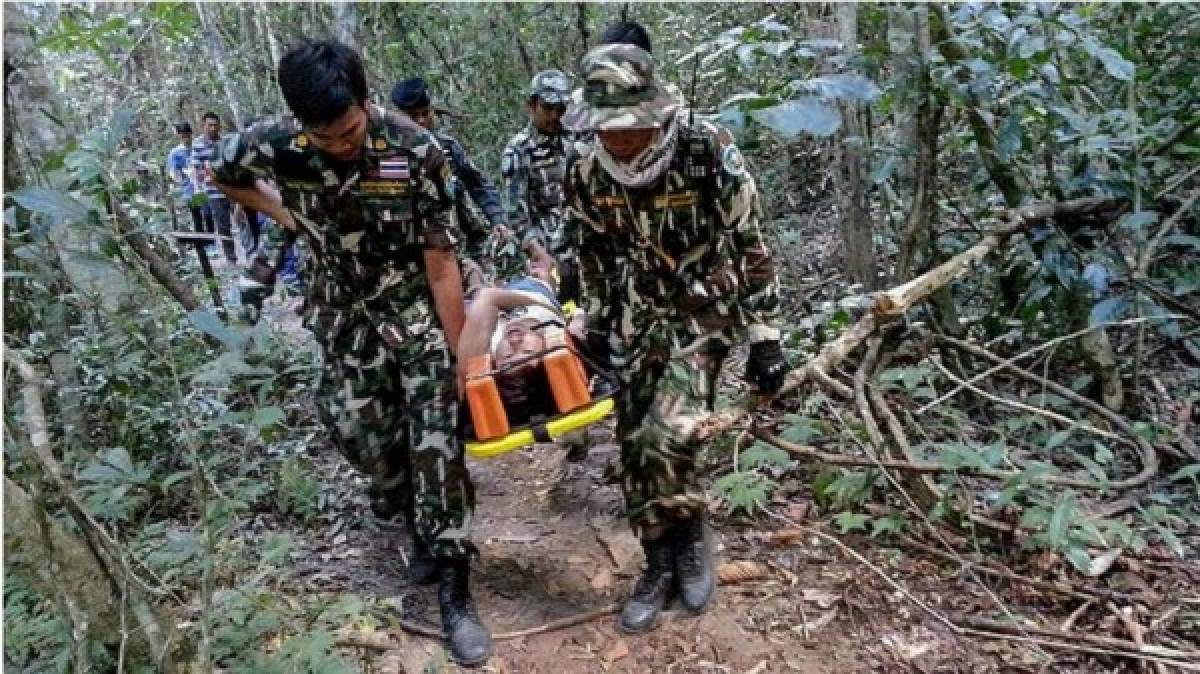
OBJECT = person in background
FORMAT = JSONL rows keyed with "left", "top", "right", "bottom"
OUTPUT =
{"left": 501, "top": 70, "right": 590, "bottom": 270}
{"left": 392, "top": 77, "right": 519, "bottom": 288}
{"left": 165, "top": 122, "right": 205, "bottom": 233}
{"left": 190, "top": 111, "right": 239, "bottom": 263}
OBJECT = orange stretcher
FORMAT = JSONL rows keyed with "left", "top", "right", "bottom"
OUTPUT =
{"left": 463, "top": 321, "right": 614, "bottom": 459}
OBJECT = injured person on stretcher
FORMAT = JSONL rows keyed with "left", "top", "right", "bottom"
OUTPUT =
{"left": 456, "top": 258, "right": 613, "bottom": 456}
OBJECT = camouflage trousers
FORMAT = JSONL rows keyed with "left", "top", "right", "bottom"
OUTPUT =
{"left": 312, "top": 305, "right": 474, "bottom": 560}
{"left": 613, "top": 335, "right": 729, "bottom": 539}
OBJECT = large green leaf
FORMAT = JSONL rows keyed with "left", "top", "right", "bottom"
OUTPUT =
{"left": 792, "top": 74, "right": 881, "bottom": 103}
{"left": 1083, "top": 38, "right": 1134, "bottom": 81}
{"left": 187, "top": 309, "right": 241, "bottom": 351}
{"left": 750, "top": 97, "right": 841, "bottom": 139}
{"left": 1088, "top": 295, "right": 1128, "bottom": 327}
{"left": 9, "top": 187, "right": 91, "bottom": 223}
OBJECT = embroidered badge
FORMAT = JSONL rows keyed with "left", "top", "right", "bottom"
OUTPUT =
{"left": 721, "top": 144, "right": 746, "bottom": 177}
{"left": 295, "top": 133, "right": 309, "bottom": 149}
{"left": 374, "top": 137, "right": 387, "bottom": 151}
{"left": 378, "top": 158, "right": 409, "bottom": 179}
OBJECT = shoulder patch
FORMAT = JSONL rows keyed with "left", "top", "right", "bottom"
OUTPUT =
{"left": 721, "top": 143, "right": 746, "bottom": 178}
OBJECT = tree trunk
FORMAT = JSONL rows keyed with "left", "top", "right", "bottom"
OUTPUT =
{"left": 194, "top": 2, "right": 244, "bottom": 129}
{"left": 255, "top": 1, "right": 285, "bottom": 110}
{"left": 833, "top": 3, "right": 878, "bottom": 289}
{"left": 506, "top": 5, "right": 536, "bottom": 79}
{"left": 332, "top": 1, "right": 358, "bottom": 50}
{"left": 4, "top": 3, "right": 68, "bottom": 185}
{"left": 577, "top": 3, "right": 591, "bottom": 54}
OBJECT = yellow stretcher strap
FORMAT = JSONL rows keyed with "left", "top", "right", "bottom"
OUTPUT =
{"left": 466, "top": 397, "right": 614, "bottom": 459}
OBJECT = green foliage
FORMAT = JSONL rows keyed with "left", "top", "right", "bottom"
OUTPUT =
{"left": 275, "top": 456, "right": 322, "bottom": 523}
{"left": 702, "top": 15, "right": 882, "bottom": 140}
{"left": 3, "top": 579, "right": 74, "bottom": 673}
{"left": 737, "top": 441, "right": 793, "bottom": 472}
{"left": 715, "top": 471, "right": 775, "bottom": 516}
{"left": 813, "top": 468, "right": 879, "bottom": 511}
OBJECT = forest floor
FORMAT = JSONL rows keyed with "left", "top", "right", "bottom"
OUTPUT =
{"left": 225, "top": 213, "right": 1197, "bottom": 673}
{"left": 258, "top": 418, "right": 1197, "bottom": 674}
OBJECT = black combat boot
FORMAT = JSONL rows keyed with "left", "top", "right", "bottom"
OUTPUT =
{"left": 671, "top": 514, "right": 716, "bottom": 613}
{"left": 437, "top": 559, "right": 493, "bottom": 666}
{"left": 617, "top": 536, "right": 674, "bottom": 634}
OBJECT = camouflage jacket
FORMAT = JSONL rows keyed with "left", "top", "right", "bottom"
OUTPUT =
{"left": 561, "top": 114, "right": 781, "bottom": 370}
{"left": 210, "top": 105, "right": 458, "bottom": 339}
{"left": 501, "top": 124, "right": 590, "bottom": 251}
{"left": 434, "top": 129, "right": 503, "bottom": 258}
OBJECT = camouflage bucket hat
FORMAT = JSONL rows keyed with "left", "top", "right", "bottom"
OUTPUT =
{"left": 529, "top": 69, "right": 572, "bottom": 105}
{"left": 562, "top": 43, "right": 678, "bottom": 131}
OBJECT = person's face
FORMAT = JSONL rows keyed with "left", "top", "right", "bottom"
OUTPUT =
{"left": 179, "top": 131, "right": 193, "bottom": 146}
{"left": 308, "top": 103, "right": 369, "bottom": 162}
{"left": 527, "top": 257, "right": 557, "bottom": 290}
{"left": 598, "top": 128, "right": 657, "bottom": 161}
{"left": 203, "top": 118, "right": 221, "bottom": 140}
{"left": 406, "top": 105, "right": 437, "bottom": 131}
{"left": 529, "top": 97, "right": 566, "bottom": 134}
{"left": 493, "top": 318, "right": 546, "bottom": 370}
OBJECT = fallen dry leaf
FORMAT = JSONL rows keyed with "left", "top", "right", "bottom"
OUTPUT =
{"left": 603, "top": 638, "right": 630, "bottom": 663}
{"left": 591, "top": 568, "right": 614, "bottom": 592}
{"left": 800, "top": 588, "right": 839, "bottom": 609}
{"left": 790, "top": 606, "right": 839, "bottom": 635}
{"left": 763, "top": 528, "right": 805, "bottom": 546}
{"left": 1084, "top": 548, "right": 1121, "bottom": 577}
{"left": 717, "top": 560, "right": 771, "bottom": 584}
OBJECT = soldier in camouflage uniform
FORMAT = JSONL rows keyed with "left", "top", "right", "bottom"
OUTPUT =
{"left": 501, "top": 69, "right": 590, "bottom": 266}
{"left": 559, "top": 40, "right": 789, "bottom": 634}
{"left": 210, "top": 41, "right": 492, "bottom": 666}
{"left": 391, "top": 77, "right": 523, "bottom": 288}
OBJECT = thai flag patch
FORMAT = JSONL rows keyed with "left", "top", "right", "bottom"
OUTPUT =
{"left": 378, "top": 158, "right": 409, "bottom": 179}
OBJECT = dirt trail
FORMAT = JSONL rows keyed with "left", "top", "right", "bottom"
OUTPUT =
{"left": 284, "top": 421, "right": 910, "bottom": 674}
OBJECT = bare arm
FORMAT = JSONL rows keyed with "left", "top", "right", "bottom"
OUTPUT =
{"left": 425, "top": 248, "right": 466, "bottom": 359}
{"left": 456, "top": 288, "right": 555, "bottom": 389}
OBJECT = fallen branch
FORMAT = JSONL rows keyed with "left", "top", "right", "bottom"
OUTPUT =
{"left": 356, "top": 558, "right": 784, "bottom": 649}
{"left": 955, "top": 615, "right": 1200, "bottom": 667}
{"left": 916, "top": 317, "right": 1170, "bottom": 415}
{"left": 763, "top": 512, "right": 1200, "bottom": 670}
{"left": 1136, "top": 188, "right": 1200, "bottom": 278}
{"left": 898, "top": 536, "right": 1140, "bottom": 604}
{"left": 938, "top": 335, "right": 1160, "bottom": 490}
{"left": 7, "top": 351, "right": 182, "bottom": 672}
{"left": 927, "top": 356, "right": 1124, "bottom": 442}
{"left": 695, "top": 197, "right": 1124, "bottom": 442}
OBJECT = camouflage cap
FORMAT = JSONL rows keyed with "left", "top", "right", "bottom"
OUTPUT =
{"left": 562, "top": 43, "right": 678, "bottom": 131}
{"left": 529, "top": 69, "right": 571, "bottom": 105}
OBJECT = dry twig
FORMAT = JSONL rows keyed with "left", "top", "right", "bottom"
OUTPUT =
{"left": 695, "top": 197, "right": 1124, "bottom": 442}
